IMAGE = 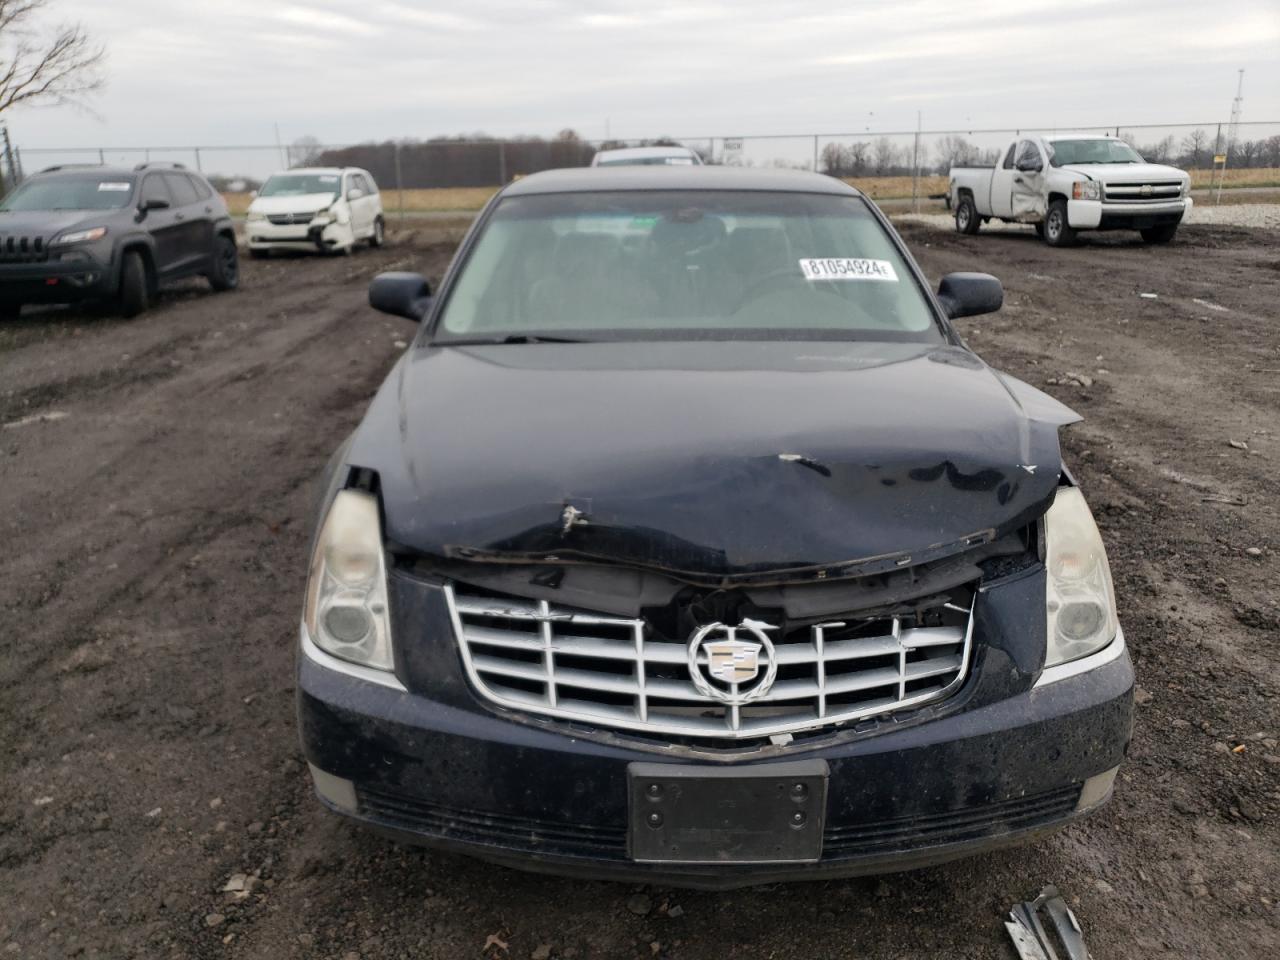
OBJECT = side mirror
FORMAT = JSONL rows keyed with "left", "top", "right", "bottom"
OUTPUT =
{"left": 369, "top": 272, "right": 432, "bottom": 322}
{"left": 347, "top": 188, "right": 364, "bottom": 201}
{"left": 936, "top": 272, "right": 1003, "bottom": 319}
{"left": 139, "top": 197, "right": 170, "bottom": 212}
{"left": 1016, "top": 161, "right": 1043, "bottom": 173}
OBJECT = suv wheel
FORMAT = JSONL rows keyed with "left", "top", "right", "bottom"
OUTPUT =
{"left": 118, "top": 251, "right": 150, "bottom": 317}
{"left": 208, "top": 235, "right": 240, "bottom": 291}
{"left": 1043, "top": 200, "right": 1077, "bottom": 247}
{"left": 370, "top": 216, "right": 385, "bottom": 248}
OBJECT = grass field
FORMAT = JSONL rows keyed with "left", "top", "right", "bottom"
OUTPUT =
{"left": 222, "top": 168, "right": 1280, "bottom": 215}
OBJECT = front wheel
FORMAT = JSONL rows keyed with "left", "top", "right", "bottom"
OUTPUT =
{"left": 1140, "top": 224, "right": 1179, "bottom": 244}
{"left": 369, "top": 216, "right": 385, "bottom": 248}
{"left": 1043, "top": 200, "right": 1077, "bottom": 247}
{"left": 208, "top": 235, "right": 240, "bottom": 291}
{"left": 955, "top": 196, "right": 981, "bottom": 235}
{"left": 118, "top": 251, "right": 150, "bottom": 317}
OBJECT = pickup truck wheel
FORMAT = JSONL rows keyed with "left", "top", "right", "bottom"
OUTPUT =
{"left": 1043, "top": 200, "right": 1077, "bottom": 247}
{"left": 954, "top": 196, "right": 981, "bottom": 235}
{"left": 118, "top": 251, "right": 150, "bottom": 318}
{"left": 1140, "top": 224, "right": 1179, "bottom": 244}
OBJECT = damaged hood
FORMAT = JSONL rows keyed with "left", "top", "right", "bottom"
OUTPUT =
{"left": 247, "top": 193, "right": 338, "bottom": 216}
{"left": 348, "top": 340, "right": 1079, "bottom": 582}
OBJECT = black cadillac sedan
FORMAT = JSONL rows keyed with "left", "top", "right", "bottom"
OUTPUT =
{"left": 296, "top": 166, "right": 1132, "bottom": 887}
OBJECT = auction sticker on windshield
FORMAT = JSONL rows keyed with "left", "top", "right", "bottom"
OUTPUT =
{"left": 97, "top": 182, "right": 132, "bottom": 191}
{"left": 799, "top": 258, "right": 898, "bottom": 282}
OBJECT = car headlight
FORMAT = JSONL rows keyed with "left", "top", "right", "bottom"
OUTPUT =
{"left": 53, "top": 226, "right": 107, "bottom": 245}
{"left": 303, "top": 489, "right": 394, "bottom": 671}
{"left": 1071, "top": 181, "right": 1101, "bottom": 201}
{"left": 311, "top": 212, "right": 336, "bottom": 226}
{"left": 1044, "top": 487, "right": 1118, "bottom": 668}
{"left": 246, "top": 210, "right": 266, "bottom": 222}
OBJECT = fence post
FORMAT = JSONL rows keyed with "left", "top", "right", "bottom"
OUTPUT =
{"left": 394, "top": 141, "right": 405, "bottom": 225}
{"left": 812, "top": 134, "right": 819, "bottom": 172}
{"left": 498, "top": 140, "right": 507, "bottom": 185}
{"left": 911, "top": 132, "right": 921, "bottom": 213}
{"left": 194, "top": 147, "right": 202, "bottom": 172}
{"left": 98, "top": 147, "right": 105, "bottom": 165}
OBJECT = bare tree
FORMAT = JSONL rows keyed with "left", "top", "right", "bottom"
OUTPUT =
{"left": 1180, "top": 128, "right": 1209, "bottom": 168}
{"left": 871, "top": 136, "right": 901, "bottom": 175}
{"left": 0, "top": 0, "right": 105, "bottom": 116}
{"left": 289, "top": 135, "right": 323, "bottom": 167}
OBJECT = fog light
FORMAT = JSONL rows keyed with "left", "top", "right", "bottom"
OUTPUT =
{"left": 1075, "top": 766, "right": 1119, "bottom": 811}
{"left": 1057, "top": 599, "right": 1106, "bottom": 642}
{"left": 308, "top": 763, "right": 357, "bottom": 813}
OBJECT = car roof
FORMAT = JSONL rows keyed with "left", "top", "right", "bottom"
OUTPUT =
{"left": 268, "top": 167, "right": 349, "bottom": 175}
{"left": 594, "top": 146, "right": 698, "bottom": 159}
{"left": 504, "top": 166, "right": 862, "bottom": 197}
{"left": 1042, "top": 133, "right": 1121, "bottom": 141}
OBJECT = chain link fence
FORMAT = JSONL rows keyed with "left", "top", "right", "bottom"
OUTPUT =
{"left": 11, "top": 121, "right": 1280, "bottom": 214}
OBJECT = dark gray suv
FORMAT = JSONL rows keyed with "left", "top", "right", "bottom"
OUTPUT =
{"left": 0, "top": 163, "right": 238, "bottom": 319}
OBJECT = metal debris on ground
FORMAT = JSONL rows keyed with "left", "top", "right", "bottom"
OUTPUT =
{"left": 1004, "top": 885, "right": 1092, "bottom": 960}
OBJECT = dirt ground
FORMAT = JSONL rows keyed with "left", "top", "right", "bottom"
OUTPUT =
{"left": 2, "top": 219, "right": 1277, "bottom": 960}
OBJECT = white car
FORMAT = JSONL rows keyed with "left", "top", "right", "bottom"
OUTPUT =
{"left": 590, "top": 146, "right": 702, "bottom": 167}
{"left": 245, "top": 167, "right": 384, "bottom": 257}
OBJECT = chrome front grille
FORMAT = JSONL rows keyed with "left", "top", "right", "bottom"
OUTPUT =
{"left": 266, "top": 212, "right": 315, "bottom": 225}
{"left": 1103, "top": 180, "right": 1183, "bottom": 203}
{"left": 446, "top": 585, "right": 974, "bottom": 741}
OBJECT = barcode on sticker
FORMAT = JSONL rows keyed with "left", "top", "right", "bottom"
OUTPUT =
{"left": 799, "top": 258, "right": 898, "bottom": 282}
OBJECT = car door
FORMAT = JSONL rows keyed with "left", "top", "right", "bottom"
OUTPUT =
{"left": 1010, "top": 140, "right": 1048, "bottom": 221}
{"left": 359, "top": 172, "right": 381, "bottom": 229}
{"left": 162, "top": 172, "right": 205, "bottom": 271}
{"left": 139, "top": 173, "right": 183, "bottom": 276}
{"left": 989, "top": 142, "right": 1018, "bottom": 218}
{"left": 347, "top": 173, "right": 373, "bottom": 238}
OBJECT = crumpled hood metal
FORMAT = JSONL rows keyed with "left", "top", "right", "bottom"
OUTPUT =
{"left": 346, "top": 341, "right": 1079, "bottom": 583}
{"left": 1061, "top": 161, "right": 1189, "bottom": 184}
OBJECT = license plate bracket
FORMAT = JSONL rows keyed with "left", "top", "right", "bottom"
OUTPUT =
{"left": 628, "top": 760, "right": 828, "bottom": 864}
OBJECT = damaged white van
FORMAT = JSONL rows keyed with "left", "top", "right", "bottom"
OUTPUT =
{"left": 246, "top": 167, "right": 385, "bottom": 257}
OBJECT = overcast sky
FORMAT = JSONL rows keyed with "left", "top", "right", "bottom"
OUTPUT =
{"left": 14, "top": 0, "right": 1280, "bottom": 153}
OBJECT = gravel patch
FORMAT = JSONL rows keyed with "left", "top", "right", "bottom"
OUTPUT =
{"left": 894, "top": 202, "right": 1280, "bottom": 232}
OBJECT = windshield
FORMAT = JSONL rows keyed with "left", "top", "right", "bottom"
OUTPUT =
{"left": 435, "top": 190, "right": 941, "bottom": 343}
{"left": 1047, "top": 139, "right": 1145, "bottom": 166}
{"left": 258, "top": 173, "right": 341, "bottom": 197}
{"left": 0, "top": 175, "right": 136, "bottom": 211}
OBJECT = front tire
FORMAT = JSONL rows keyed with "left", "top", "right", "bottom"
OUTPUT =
{"left": 369, "top": 216, "right": 385, "bottom": 248}
{"left": 208, "top": 235, "right": 240, "bottom": 291}
{"left": 955, "top": 196, "right": 981, "bottom": 235}
{"left": 1140, "top": 224, "right": 1179, "bottom": 244}
{"left": 1043, "top": 200, "right": 1077, "bottom": 247}
{"left": 118, "top": 251, "right": 149, "bottom": 318}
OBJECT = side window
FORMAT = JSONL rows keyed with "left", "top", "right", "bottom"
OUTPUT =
{"left": 163, "top": 171, "right": 199, "bottom": 206}
{"left": 187, "top": 174, "right": 212, "bottom": 200}
{"left": 360, "top": 172, "right": 377, "bottom": 194}
{"left": 1001, "top": 143, "right": 1018, "bottom": 170}
{"left": 1015, "top": 140, "right": 1042, "bottom": 170}
{"left": 351, "top": 174, "right": 370, "bottom": 195}
{"left": 141, "top": 174, "right": 172, "bottom": 207}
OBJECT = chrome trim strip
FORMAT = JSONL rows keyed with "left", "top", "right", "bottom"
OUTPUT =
{"left": 299, "top": 622, "right": 408, "bottom": 693}
{"left": 1033, "top": 626, "right": 1127, "bottom": 688}
{"left": 446, "top": 583, "right": 975, "bottom": 740}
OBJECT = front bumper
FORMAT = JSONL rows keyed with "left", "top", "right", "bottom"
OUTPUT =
{"left": 0, "top": 251, "right": 115, "bottom": 304}
{"left": 246, "top": 218, "right": 354, "bottom": 252}
{"left": 1068, "top": 197, "right": 1191, "bottom": 230}
{"left": 297, "top": 584, "right": 1134, "bottom": 887}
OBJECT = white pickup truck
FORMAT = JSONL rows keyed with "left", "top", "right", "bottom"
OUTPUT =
{"left": 949, "top": 134, "right": 1192, "bottom": 246}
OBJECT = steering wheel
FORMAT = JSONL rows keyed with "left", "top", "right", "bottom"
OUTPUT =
{"left": 731, "top": 266, "right": 811, "bottom": 312}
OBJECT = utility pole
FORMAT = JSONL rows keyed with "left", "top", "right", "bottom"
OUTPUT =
{"left": 1215, "top": 68, "right": 1244, "bottom": 205}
